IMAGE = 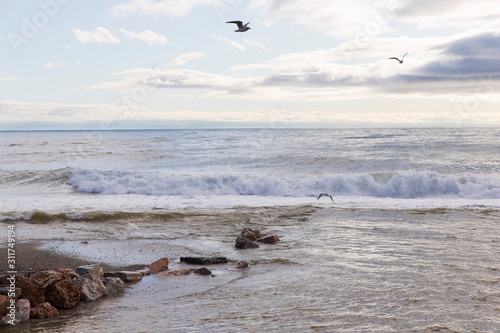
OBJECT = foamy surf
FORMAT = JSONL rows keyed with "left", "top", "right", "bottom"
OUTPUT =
{"left": 67, "top": 169, "right": 500, "bottom": 199}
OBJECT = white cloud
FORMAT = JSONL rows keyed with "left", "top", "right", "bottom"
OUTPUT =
{"left": 165, "top": 52, "right": 207, "bottom": 68}
{"left": 251, "top": 0, "right": 388, "bottom": 39}
{"left": 119, "top": 28, "right": 167, "bottom": 46}
{"left": 43, "top": 62, "right": 64, "bottom": 69}
{"left": 73, "top": 27, "right": 120, "bottom": 44}
{"left": 210, "top": 34, "right": 245, "bottom": 51}
{"left": 90, "top": 67, "right": 257, "bottom": 93}
{"left": 0, "top": 100, "right": 145, "bottom": 123}
{"left": 111, "top": 0, "right": 216, "bottom": 17}
{"left": 243, "top": 39, "right": 270, "bottom": 51}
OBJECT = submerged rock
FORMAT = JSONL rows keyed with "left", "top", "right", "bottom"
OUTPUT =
{"left": 158, "top": 268, "right": 191, "bottom": 277}
{"left": 236, "top": 261, "right": 249, "bottom": 269}
{"left": 257, "top": 235, "right": 280, "bottom": 244}
{"left": 240, "top": 228, "right": 264, "bottom": 240}
{"left": 194, "top": 268, "right": 212, "bottom": 276}
{"left": 235, "top": 236, "right": 259, "bottom": 249}
{"left": 30, "top": 302, "right": 59, "bottom": 319}
{"left": 180, "top": 257, "right": 228, "bottom": 265}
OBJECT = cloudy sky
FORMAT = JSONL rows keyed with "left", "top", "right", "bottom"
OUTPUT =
{"left": 1, "top": 0, "right": 500, "bottom": 129}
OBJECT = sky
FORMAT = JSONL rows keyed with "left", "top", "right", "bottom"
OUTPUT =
{"left": 1, "top": 0, "right": 500, "bottom": 130}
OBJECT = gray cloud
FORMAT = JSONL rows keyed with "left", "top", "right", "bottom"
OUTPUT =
{"left": 444, "top": 33, "right": 500, "bottom": 57}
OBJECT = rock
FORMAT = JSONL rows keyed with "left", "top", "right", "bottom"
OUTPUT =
{"left": 103, "top": 277, "right": 125, "bottom": 297}
{"left": 14, "top": 299, "right": 30, "bottom": 323}
{"left": 236, "top": 261, "right": 249, "bottom": 269}
{"left": 0, "top": 287, "right": 21, "bottom": 300}
{"left": 45, "top": 279, "right": 81, "bottom": 309}
{"left": 16, "top": 276, "right": 46, "bottom": 307}
{"left": 158, "top": 268, "right": 191, "bottom": 277}
{"left": 30, "top": 301, "right": 59, "bottom": 319}
{"left": 194, "top": 268, "right": 212, "bottom": 276}
{"left": 74, "top": 274, "right": 106, "bottom": 302}
{"left": 104, "top": 271, "right": 143, "bottom": 283}
{"left": 147, "top": 257, "right": 170, "bottom": 273}
{"left": 31, "top": 270, "right": 59, "bottom": 279}
{"left": 137, "top": 269, "right": 151, "bottom": 276}
{"left": 180, "top": 257, "right": 228, "bottom": 265}
{"left": 257, "top": 235, "right": 280, "bottom": 244}
{"left": 75, "top": 264, "right": 103, "bottom": 278}
{"left": 0, "top": 299, "right": 30, "bottom": 325}
{"left": 235, "top": 236, "right": 259, "bottom": 249}
{"left": 55, "top": 268, "right": 79, "bottom": 279}
{"left": 240, "top": 228, "right": 263, "bottom": 240}
{"left": 0, "top": 295, "right": 10, "bottom": 316}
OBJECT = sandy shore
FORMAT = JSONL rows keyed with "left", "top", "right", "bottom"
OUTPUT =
{"left": 0, "top": 242, "right": 135, "bottom": 274}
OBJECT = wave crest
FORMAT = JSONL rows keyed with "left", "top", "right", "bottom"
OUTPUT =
{"left": 67, "top": 169, "right": 500, "bottom": 199}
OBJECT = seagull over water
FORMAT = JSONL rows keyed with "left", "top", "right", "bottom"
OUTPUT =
{"left": 317, "top": 193, "right": 334, "bottom": 202}
{"left": 389, "top": 52, "right": 408, "bottom": 64}
{"left": 226, "top": 21, "right": 251, "bottom": 32}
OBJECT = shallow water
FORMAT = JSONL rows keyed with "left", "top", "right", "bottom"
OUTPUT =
{"left": 4, "top": 206, "right": 500, "bottom": 333}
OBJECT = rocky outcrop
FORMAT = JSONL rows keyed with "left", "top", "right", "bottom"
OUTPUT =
{"left": 30, "top": 302, "right": 59, "bottom": 319}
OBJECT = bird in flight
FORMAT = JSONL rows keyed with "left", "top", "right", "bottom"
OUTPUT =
{"left": 317, "top": 193, "right": 334, "bottom": 202}
{"left": 226, "top": 21, "right": 251, "bottom": 32}
{"left": 388, "top": 52, "right": 408, "bottom": 64}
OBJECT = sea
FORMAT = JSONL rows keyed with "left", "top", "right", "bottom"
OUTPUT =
{"left": 1, "top": 128, "right": 499, "bottom": 332}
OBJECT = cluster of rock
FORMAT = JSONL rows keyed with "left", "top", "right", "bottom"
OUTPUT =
{"left": 235, "top": 227, "right": 280, "bottom": 249}
{"left": 1, "top": 227, "right": 279, "bottom": 325}
{"left": 0, "top": 256, "right": 228, "bottom": 325}
{"left": 0, "top": 264, "right": 125, "bottom": 325}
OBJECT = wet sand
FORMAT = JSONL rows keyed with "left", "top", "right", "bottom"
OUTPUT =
{"left": 0, "top": 242, "right": 137, "bottom": 273}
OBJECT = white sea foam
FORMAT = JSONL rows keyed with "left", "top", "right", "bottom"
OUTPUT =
{"left": 67, "top": 169, "right": 500, "bottom": 199}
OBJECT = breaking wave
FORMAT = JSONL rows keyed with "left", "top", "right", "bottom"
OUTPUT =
{"left": 67, "top": 169, "right": 500, "bottom": 199}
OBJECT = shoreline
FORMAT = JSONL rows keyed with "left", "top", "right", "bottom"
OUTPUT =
{"left": 0, "top": 242, "right": 134, "bottom": 273}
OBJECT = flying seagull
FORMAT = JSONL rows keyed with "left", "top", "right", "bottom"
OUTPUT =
{"left": 389, "top": 52, "right": 408, "bottom": 64}
{"left": 226, "top": 21, "right": 251, "bottom": 32}
{"left": 317, "top": 193, "right": 334, "bottom": 202}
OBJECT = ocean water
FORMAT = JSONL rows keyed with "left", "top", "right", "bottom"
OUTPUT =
{"left": 1, "top": 128, "right": 500, "bottom": 332}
